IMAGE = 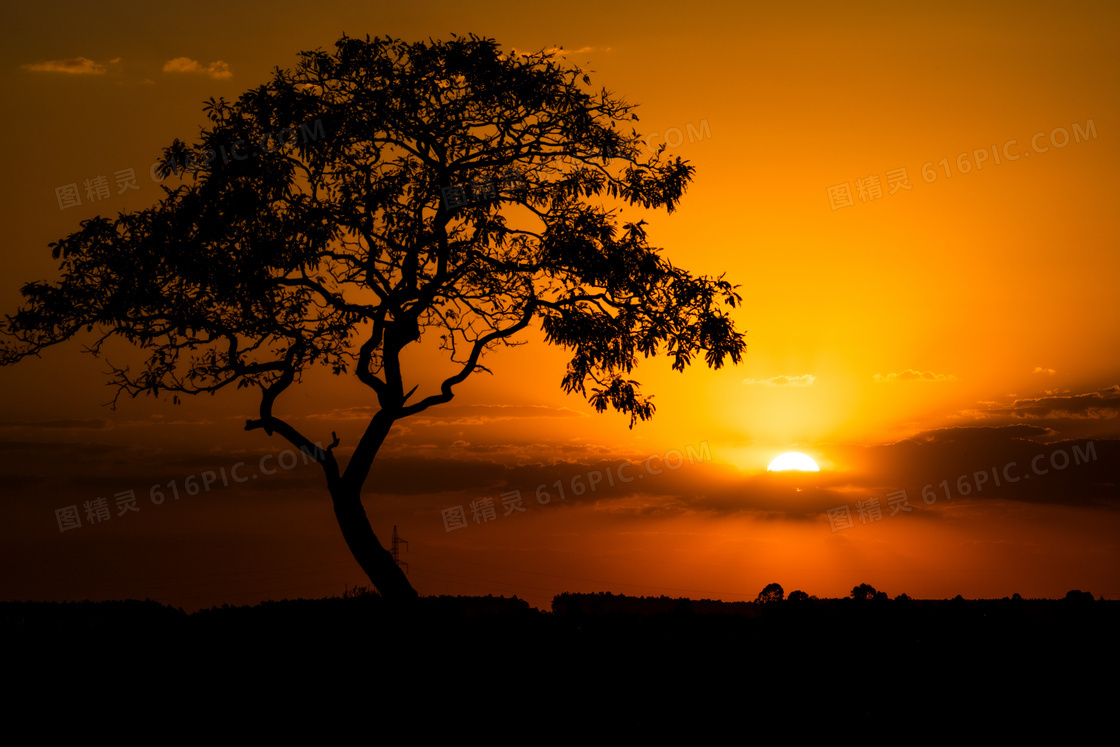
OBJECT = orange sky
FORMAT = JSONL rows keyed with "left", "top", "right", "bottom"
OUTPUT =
{"left": 1, "top": 0, "right": 1118, "bottom": 610}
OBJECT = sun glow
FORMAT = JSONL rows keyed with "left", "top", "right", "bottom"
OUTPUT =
{"left": 767, "top": 452, "right": 820, "bottom": 472}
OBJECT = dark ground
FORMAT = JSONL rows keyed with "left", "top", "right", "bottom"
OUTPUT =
{"left": 4, "top": 592, "right": 1115, "bottom": 728}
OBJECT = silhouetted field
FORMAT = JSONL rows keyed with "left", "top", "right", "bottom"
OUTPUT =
{"left": 5, "top": 591, "right": 1115, "bottom": 725}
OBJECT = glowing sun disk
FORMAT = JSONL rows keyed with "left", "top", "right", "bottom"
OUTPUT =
{"left": 767, "top": 452, "right": 820, "bottom": 472}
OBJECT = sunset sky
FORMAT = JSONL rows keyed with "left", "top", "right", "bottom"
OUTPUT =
{"left": 2, "top": 0, "right": 1118, "bottom": 611}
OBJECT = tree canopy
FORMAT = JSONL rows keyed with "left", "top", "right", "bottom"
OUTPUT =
{"left": 0, "top": 34, "right": 747, "bottom": 598}
{"left": 756, "top": 583, "right": 784, "bottom": 603}
{"left": 851, "top": 583, "right": 878, "bottom": 601}
{"left": 2, "top": 34, "right": 743, "bottom": 424}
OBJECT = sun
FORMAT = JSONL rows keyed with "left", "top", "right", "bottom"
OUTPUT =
{"left": 767, "top": 452, "right": 820, "bottom": 472}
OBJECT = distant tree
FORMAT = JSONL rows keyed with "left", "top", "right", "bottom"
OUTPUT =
{"left": 787, "top": 590, "right": 809, "bottom": 602}
{"left": 851, "top": 583, "right": 877, "bottom": 601}
{"left": 756, "top": 583, "right": 784, "bottom": 603}
{"left": 1064, "top": 590, "right": 1095, "bottom": 604}
{"left": 0, "top": 34, "right": 746, "bottom": 601}
{"left": 893, "top": 593, "right": 911, "bottom": 603}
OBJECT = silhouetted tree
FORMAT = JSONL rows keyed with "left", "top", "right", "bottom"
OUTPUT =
{"left": 1064, "top": 590, "right": 1094, "bottom": 604}
{"left": 851, "top": 583, "right": 878, "bottom": 601}
{"left": 0, "top": 34, "right": 746, "bottom": 600}
{"left": 756, "top": 583, "right": 784, "bottom": 603}
{"left": 787, "top": 590, "right": 809, "bottom": 602}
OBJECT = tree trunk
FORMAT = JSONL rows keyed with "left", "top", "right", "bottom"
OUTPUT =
{"left": 331, "top": 484, "right": 418, "bottom": 601}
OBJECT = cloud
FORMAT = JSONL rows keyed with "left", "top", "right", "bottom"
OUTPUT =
{"left": 162, "top": 57, "right": 232, "bottom": 79}
{"left": 968, "top": 385, "right": 1120, "bottom": 422}
{"left": 874, "top": 369, "right": 957, "bottom": 383}
{"left": 587, "top": 425, "right": 1115, "bottom": 519}
{"left": 543, "top": 46, "right": 598, "bottom": 56}
{"left": 306, "top": 403, "right": 586, "bottom": 426}
{"left": 0, "top": 439, "right": 121, "bottom": 457}
{"left": 669, "top": 426, "right": 1115, "bottom": 518}
{"left": 906, "top": 424, "right": 1054, "bottom": 446}
{"left": 1034, "top": 367, "right": 1056, "bottom": 375}
{"left": 0, "top": 418, "right": 111, "bottom": 430}
{"left": 22, "top": 57, "right": 107, "bottom": 75}
{"left": 743, "top": 374, "right": 815, "bottom": 387}
{"left": 869, "top": 428, "right": 1117, "bottom": 509}
{"left": 508, "top": 46, "right": 607, "bottom": 60}
{"left": 410, "top": 404, "right": 588, "bottom": 426}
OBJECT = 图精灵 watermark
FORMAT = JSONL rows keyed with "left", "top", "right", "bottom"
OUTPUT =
{"left": 441, "top": 441, "right": 713, "bottom": 532}
{"left": 638, "top": 118, "right": 712, "bottom": 154}
{"left": 826, "top": 441, "right": 1098, "bottom": 532}
{"left": 440, "top": 167, "right": 530, "bottom": 210}
{"left": 53, "top": 118, "right": 327, "bottom": 212}
{"left": 53, "top": 441, "right": 327, "bottom": 533}
{"left": 439, "top": 119, "right": 713, "bottom": 212}
{"left": 158, "top": 117, "right": 327, "bottom": 175}
{"left": 827, "top": 118, "right": 1098, "bottom": 211}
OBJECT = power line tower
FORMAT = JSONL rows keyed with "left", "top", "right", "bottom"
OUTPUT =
{"left": 391, "top": 525, "right": 409, "bottom": 574}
